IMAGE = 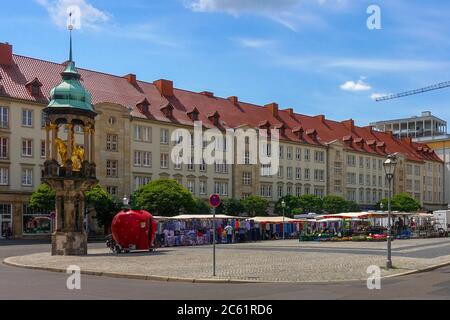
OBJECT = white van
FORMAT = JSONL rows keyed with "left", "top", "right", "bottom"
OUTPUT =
{"left": 433, "top": 210, "right": 450, "bottom": 235}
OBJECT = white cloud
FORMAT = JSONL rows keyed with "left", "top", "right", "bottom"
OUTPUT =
{"left": 232, "top": 37, "right": 274, "bottom": 49}
{"left": 326, "top": 58, "right": 450, "bottom": 72}
{"left": 340, "top": 79, "right": 372, "bottom": 92}
{"left": 185, "top": 0, "right": 345, "bottom": 31}
{"left": 36, "top": 0, "right": 110, "bottom": 30}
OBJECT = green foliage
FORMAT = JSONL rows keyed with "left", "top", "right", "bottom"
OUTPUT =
{"left": 322, "top": 195, "right": 349, "bottom": 214}
{"left": 377, "top": 193, "right": 421, "bottom": 212}
{"left": 85, "top": 185, "right": 122, "bottom": 229}
{"left": 275, "top": 195, "right": 301, "bottom": 217}
{"left": 133, "top": 179, "right": 196, "bottom": 217}
{"left": 218, "top": 198, "right": 244, "bottom": 216}
{"left": 346, "top": 201, "right": 361, "bottom": 213}
{"left": 29, "top": 184, "right": 56, "bottom": 212}
{"left": 298, "top": 194, "right": 323, "bottom": 214}
{"left": 194, "top": 198, "right": 211, "bottom": 215}
{"left": 241, "top": 195, "right": 269, "bottom": 217}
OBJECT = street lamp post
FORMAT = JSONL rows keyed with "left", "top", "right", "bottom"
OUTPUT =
{"left": 282, "top": 200, "right": 286, "bottom": 240}
{"left": 383, "top": 154, "right": 398, "bottom": 270}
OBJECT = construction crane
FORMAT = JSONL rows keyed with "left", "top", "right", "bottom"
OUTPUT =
{"left": 375, "top": 80, "right": 450, "bottom": 102}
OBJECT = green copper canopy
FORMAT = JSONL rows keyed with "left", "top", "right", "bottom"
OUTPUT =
{"left": 47, "top": 60, "right": 95, "bottom": 113}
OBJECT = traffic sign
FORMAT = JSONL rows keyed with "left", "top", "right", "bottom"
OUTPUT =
{"left": 209, "top": 194, "right": 221, "bottom": 208}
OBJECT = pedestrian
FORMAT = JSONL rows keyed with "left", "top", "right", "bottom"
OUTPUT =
{"left": 224, "top": 224, "right": 233, "bottom": 244}
{"left": 6, "top": 227, "right": 12, "bottom": 240}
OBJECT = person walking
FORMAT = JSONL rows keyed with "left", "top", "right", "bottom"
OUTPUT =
{"left": 224, "top": 224, "right": 233, "bottom": 244}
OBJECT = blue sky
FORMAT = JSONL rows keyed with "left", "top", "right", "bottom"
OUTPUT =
{"left": 1, "top": 0, "right": 450, "bottom": 126}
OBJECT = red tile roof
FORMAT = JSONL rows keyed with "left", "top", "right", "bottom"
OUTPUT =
{"left": 0, "top": 54, "right": 442, "bottom": 163}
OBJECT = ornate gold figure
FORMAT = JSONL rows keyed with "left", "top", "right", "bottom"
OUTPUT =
{"left": 71, "top": 144, "right": 85, "bottom": 172}
{"left": 55, "top": 138, "right": 68, "bottom": 165}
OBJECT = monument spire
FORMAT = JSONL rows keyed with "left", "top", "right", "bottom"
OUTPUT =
{"left": 68, "top": 12, "right": 74, "bottom": 62}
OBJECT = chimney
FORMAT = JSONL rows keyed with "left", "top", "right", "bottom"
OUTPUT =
{"left": 124, "top": 73, "right": 137, "bottom": 86}
{"left": 228, "top": 96, "right": 239, "bottom": 105}
{"left": 285, "top": 108, "right": 294, "bottom": 116}
{"left": 154, "top": 79, "right": 174, "bottom": 97}
{"left": 265, "top": 103, "right": 279, "bottom": 117}
{"left": 0, "top": 43, "right": 13, "bottom": 66}
{"left": 342, "top": 119, "right": 355, "bottom": 132}
{"left": 316, "top": 115, "right": 326, "bottom": 123}
{"left": 200, "top": 91, "right": 214, "bottom": 98}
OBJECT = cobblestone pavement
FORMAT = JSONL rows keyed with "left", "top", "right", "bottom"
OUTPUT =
{"left": 5, "top": 238, "right": 450, "bottom": 282}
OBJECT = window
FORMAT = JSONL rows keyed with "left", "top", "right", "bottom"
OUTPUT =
{"left": 347, "top": 172, "right": 356, "bottom": 185}
{"left": 365, "top": 158, "right": 370, "bottom": 169}
{"left": 160, "top": 153, "right": 169, "bottom": 169}
{"left": 174, "top": 156, "right": 182, "bottom": 170}
{"left": 279, "top": 146, "right": 284, "bottom": 159}
{"left": 199, "top": 159, "right": 207, "bottom": 172}
{"left": 278, "top": 166, "right": 284, "bottom": 179}
{"left": 278, "top": 185, "right": 284, "bottom": 198}
{"left": 314, "top": 151, "right": 324, "bottom": 163}
{"left": 134, "top": 125, "right": 151, "bottom": 142}
{"left": 160, "top": 129, "right": 169, "bottom": 145}
{"left": 243, "top": 172, "right": 252, "bottom": 186}
{"left": 108, "top": 117, "right": 116, "bottom": 126}
{"left": 406, "top": 164, "right": 413, "bottom": 175}
{"left": 134, "top": 176, "right": 151, "bottom": 190}
{"left": 261, "top": 164, "right": 272, "bottom": 177}
{"left": 359, "top": 174, "right": 364, "bottom": 185}
{"left": 314, "top": 188, "right": 324, "bottom": 198}
{"left": 296, "top": 168, "right": 301, "bottom": 180}
{"left": 260, "top": 184, "right": 273, "bottom": 198}
{"left": 372, "top": 175, "right": 377, "bottom": 186}
{"left": 347, "top": 155, "right": 356, "bottom": 167}
{"left": 347, "top": 189, "right": 356, "bottom": 202}
{"left": 106, "top": 134, "right": 118, "bottom": 151}
{"left": 304, "top": 149, "right": 310, "bottom": 162}
{"left": 22, "top": 205, "right": 52, "bottom": 235}
{"left": 215, "top": 161, "right": 228, "bottom": 174}
{"left": 40, "top": 140, "right": 46, "bottom": 158}
{"left": 304, "top": 168, "right": 310, "bottom": 180}
{"left": 134, "top": 151, "right": 152, "bottom": 167}
{"left": 106, "top": 160, "right": 118, "bottom": 177}
{"left": 372, "top": 159, "right": 377, "bottom": 170}
{"left": 314, "top": 169, "right": 324, "bottom": 182}
{"left": 296, "top": 186, "right": 302, "bottom": 197}
{"left": 21, "top": 168, "right": 33, "bottom": 186}
{"left": 187, "top": 180, "right": 195, "bottom": 194}
{"left": 0, "top": 107, "right": 8, "bottom": 128}
{"left": 286, "top": 185, "right": 292, "bottom": 195}
{"left": 414, "top": 165, "right": 421, "bottom": 176}
{"left": 41, "top": 112, "right": 47, "bottom": 128}
{"left": 287, "top": 147, "right": 293, "bottom": 160}
{"left": 287, "top": 167, "right": 293, "bottom": 180}
{"left": 199, "top": 181, "right": 207, "bottom": 195}
{"left": 334, "top": 180, "right": 342, "bottom": 193}
{"left": 0, "top": 167, "right": 8, "bottom": 185}
{"left": 22, "top": 139, "right": 33, "bottom": 157}
{"left": 378, "top": 159, "right": 383, "bottom": 171}
{"left": 106, "top": 186, "right": 118, "bottom": 196}
{"left": 22, "top": 109, "right": 33, "bottom": 127}
{"left": 296, "top": 148, "right": 302, "bottom": 161}
{"left": 243, "top": 151, "right": 250, "bottom": 165}
{"left": 406, "top": 179, "right": 413, "bottom": 190}
{"left": 366, "top": 175, "right": 371, "bottom": 186}
{"left": 359, "top": 157, "right": 364, "bottom": 168}
{"left": 214, "top": 182, "right": 228, "bottom": 196}
{"left": 187, "top": 157, "right": 195, "bottom": 171}
{"left": 0, "top": 137, "right": 8, "bottom": 159}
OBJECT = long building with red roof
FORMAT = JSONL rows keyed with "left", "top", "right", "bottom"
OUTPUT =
{"left": 0, "top": 42, "right": 445, "bottom": 239}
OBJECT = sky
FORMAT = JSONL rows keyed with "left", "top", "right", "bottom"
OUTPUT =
{"left": 1, "top": 0, "right": 450, "bottom": 127}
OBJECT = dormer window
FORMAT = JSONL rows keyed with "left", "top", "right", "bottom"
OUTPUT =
{"left": 25, "top": 78, "right": 42, "bottom": 97}
{"left": 306, "top": 128, "right": 318, "bottom": 141}
{"left": 161, "top": 103, "right": 174, "bottom": 118}
{"left": 292, "top": 126, "right": 304, "bottom": 140}
{"left": 187, "top": 107, "right": 200, "bottom": 121}
{"left": 274, "top": 123, "right": 286, "bottom": 137}
{"left": 258, "top": 120, "right": 271, "bottom": 136}
{"left": 208, "top": 111, "right": 220, "bottom": 126}
{"left": 136, "top": 98, "right": 150, "bottom": 114}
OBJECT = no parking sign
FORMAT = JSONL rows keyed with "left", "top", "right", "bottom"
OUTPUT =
{"left": 209, "top": 194, "right": 221, "bottom": 208}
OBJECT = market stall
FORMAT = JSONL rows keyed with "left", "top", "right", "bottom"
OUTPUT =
{"left": 249, "top": 217, "right": 307, "bottom": 240}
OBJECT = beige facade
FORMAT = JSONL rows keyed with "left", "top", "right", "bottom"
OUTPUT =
{"left": 0, "top": 95, "right": 446, "bottom": 239}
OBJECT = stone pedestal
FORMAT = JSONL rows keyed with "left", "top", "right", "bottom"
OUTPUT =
{"left": 52, "top": 232, "right": 88, "bottom": 256}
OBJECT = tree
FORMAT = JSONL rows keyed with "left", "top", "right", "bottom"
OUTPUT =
{"left": 218, "top": 199, "right": 244, "bottom": 216}
{"left": 241, "top": 196, "right": 269, "bottom": 217}
{"left": 274, "top": 195, "right": 301, "bottom": 217}
{"left": 346, "top": 201, "right": 361, "bottom": 213}
{"left": 298, "top": 194, "right": 323, "bottom": 214}
{"left": 377, "top": 193, "right": 421, "bottom": 212}
{"left": 322, "top": 195, "right": 348, "bottom": 214}
{"left": 29, "top": 184, "right": 56, "bottom": 212}
{"left": 133, "top": 179, "right": 196, "bottom": 217}
{"left": 85, "top": 185, "right": 122, "bottom": 233}
{"left": 194, "top": 198, "right": 211, "bottom": 215}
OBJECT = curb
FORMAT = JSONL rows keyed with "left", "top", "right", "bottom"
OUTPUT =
{"left": 4, "top": 257, "right": 450, "bottom": 285}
